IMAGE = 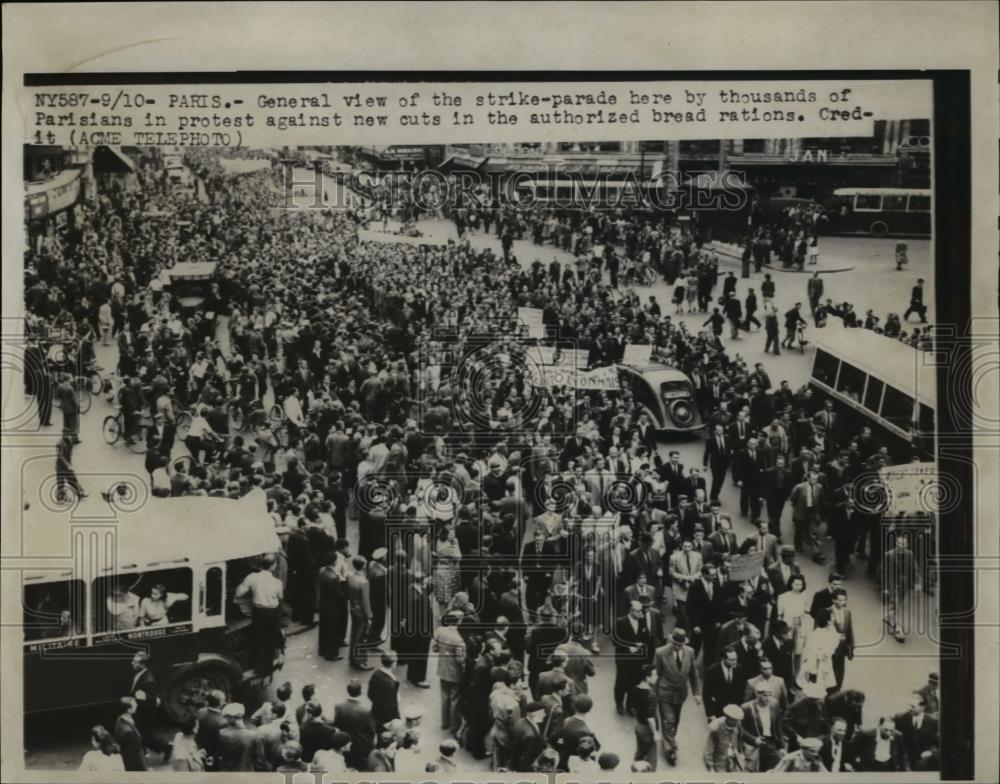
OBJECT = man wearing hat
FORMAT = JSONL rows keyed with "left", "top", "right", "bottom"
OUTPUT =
{"left": 740, "top": 681, "right": 786, "bottom": 771}
{"left": 767, "top": 545, "right": 802, "bottom": 596}
{"left": 703, "top": 704, "right": 746, "bottom": 772}
{"left": 653, "top": 628, "right": 700, "bottom": 766}
{"left": 771, "top": 736, "right": 828, "bottom": 772}
{"left": 916, "top": 672, "right": 940, "bottom": 718}
{"left": 218, "top": 703, "right": 268, "bottom": 771}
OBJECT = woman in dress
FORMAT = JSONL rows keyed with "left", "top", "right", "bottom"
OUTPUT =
{"left": 776, "top": 573, "right": 810, "bottom": 680}
{"left": 139, "top": 583, "right": 190, "bottom": 626}
{"left": 79, "top": 726, "right": 125, "bottom": 772}
{"left": 170, "top": 717, "right": 205, "bottom": 772}
{"left": 797, "top": 607, "right": 840, "bottom": 695}
{"left": 432, "top": 526, "right": 463, "bottom": 612}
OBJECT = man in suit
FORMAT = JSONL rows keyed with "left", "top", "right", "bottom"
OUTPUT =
{"left": 367, "top": 652, "right": 400, "bottom": 728}
{"left": 399, "top": 575, "right": 434, "bottom": 687}
{"left": 668, "top": 539, "right": 701, "bottom": 629}
{"left": 638, "top": 593, "right": 666, "bottom": 653}
{"left": 825, "top": 688, "right": 866, "bottom": 742}
{"left": 703, "top": 704, "right": 746, "bottom": 772}
{"left": 727, "top": 414, "right": 752, "bottom": 480}
{"left": 708, "top": 517, "right": 739, "bottom": 561}
{"left": 746, "top": 520, "right": 780, "bottom": 569}
{"left": 744, "top": 657, "right": 789, "bottom": 713}
{"left": 809, "top": 573, "right": 844, "bottom": 618}
{"left": 784, "top": 685, "right": 829, "bottom": 751}
{"left": 703, "top": 424, "right": 732, "bottom": 501}
{"left": 659, "top": 450, "right": 686, "bottom": 507}
{"left": 883, "top": 532, "right": 919, "bottom": 642}
{"left": 686, "top": 563, "right": 723, "bottom": 661}
{"left": 903, "top": 278, "right": 928, "bottom": 323}
{"left": 916, "top": 672, "right": 940, "bottom": 718}
{"left": 740, "top": 681, "right": 786, "bottom": 771}
{"left": 624, "top": 533, "right": 663, "bottom": 603}
{"left": 736, "top": 437, "right": 766, "bottom": 519}
{"left": 820, "top": 717, "right": 854, "bottom": 772}
{"left": 299, "top": 701, "right": 338, "bottom": 763}
{"left": 195, "top": 690, "right": 227, "bottom": 770}
{"left": 790, "top": 470, "right": 826, "bottom": 563}
{"left": 894, "top": 693, "right": 940, "bottom": 770}
{"left": 762, "top": 621, "right": 796, "bottom": 695}
{"left": 653, "top": 629, "right": 701, "bottom": 765}
{"left": 347, "top": 557, "right": 373, "bottom": 670}
{"left": 558, "top": 694, "right": 600, "bottom": 769}
{"left": 828, "top": 588, "right": 854, "bottom": 691}
{"left": 511, "top": 702, "right": 548, "bottom": 772}
{"left": 114, "top": 697, "right": 147, "bottom": 771}
{"left": 767, "top": 546, "right": 802, "bottom": 597}
{"left": 613, "top": 600, "right": 653, "bottom": 714}
{"left": 701, "top": 499, "right": 727, "bottom": 537}
{"left": 850, "top": 717, "right": 909, "bottom": 771}
{"left": 521, "top": 528, "right": 555, "bottom": 616}
{"left": 554, "top": 621, "right": 597, "bottom": 694}
{"left": 703, "top": 647, "right": 747, "bottom": 720}
{"left": 333, "top": 679, "right": 377, "bottom": 770}
{"left": 761, "top": 454, "right": 793, "bottom": 533}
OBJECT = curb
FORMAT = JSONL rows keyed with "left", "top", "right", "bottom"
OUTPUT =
{"left": 705, "top": 242, "right": 856, "bottom": 274}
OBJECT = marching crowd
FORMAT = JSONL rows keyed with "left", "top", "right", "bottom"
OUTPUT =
{"left": 22, "top": 149, "right": 939, "bottom": 774}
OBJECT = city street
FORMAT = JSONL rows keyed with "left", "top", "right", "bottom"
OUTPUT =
{"left": 19, "top": 209, "right": 939, "bottom": 772}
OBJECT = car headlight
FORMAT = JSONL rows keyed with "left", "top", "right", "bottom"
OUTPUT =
{"left": 669, "top": 400, "right": 694, "bottom": 426}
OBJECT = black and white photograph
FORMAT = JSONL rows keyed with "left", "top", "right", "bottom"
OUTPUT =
{"left": 2, "top": 4, "right": 997, "bottom": 784}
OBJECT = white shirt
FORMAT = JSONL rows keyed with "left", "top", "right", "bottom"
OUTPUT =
{"left": 874, "top": 733, "right": 892, "bottom": 762}
{"left": 829, "top": 738, "right": 843, "bottom": 771}
{"left": 757, "top": 703, "right": 772, "bottom": 736}
{"left": 235, "top": 570, "right": 283, "bottom": 608}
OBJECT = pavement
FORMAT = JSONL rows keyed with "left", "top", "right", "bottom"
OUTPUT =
{"left": 21, "top": 214, "right": 938, "bottom": 772}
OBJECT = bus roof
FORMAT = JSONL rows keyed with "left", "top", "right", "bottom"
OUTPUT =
{"left": 810, "top": 324, "right": 937, "bottom": 408}
{"left": 832, "top": 187, "right": 931, "bottom": 197}
{"left": 23, "top": 489, "right": 280, "bottom": 581}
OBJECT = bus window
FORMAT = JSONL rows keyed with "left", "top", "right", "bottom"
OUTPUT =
{"left": 907, "top": 195, "right": 931, "bottom": 212}
{"left": 854, "top": 194, "right": 882, "bottom": 211}
{"left": 863, "top": 377, "right": 885, "bottom": 413}
{"left": 881, "top": 385, "right": 915, "bottom": 431}
{"left": 205, "top": 566, "right": 224, "bottom": 617}
{"left": 882, "top": 194, "right": 908, "bottom": 211}
{"left": 23, "top": 580, "right": 85, "bottom": 642}
{"left": 93, "top": 567, "right": 193, "bottom": 633}
{"left": 919, "top": 403, "right": 935, "bottom": 434}
{"left": 836, "top": 362, "right": 866, "bottom": 402}
{"left": 813, "top": 349, "right": 840, "bottom": 387}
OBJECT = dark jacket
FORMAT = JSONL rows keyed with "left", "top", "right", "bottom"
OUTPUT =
{"left": 367, "top": 669, "right": 400, "bottom": 726}
{"left": 114, "top": 715, "right": 147, "bottom": 771}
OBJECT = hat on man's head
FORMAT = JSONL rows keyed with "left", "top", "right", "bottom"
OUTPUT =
{"left": 402, "top": 704, "right": 425, "bottom": 720}
{"left": 371, "top": 548, "right": 387, "bottom": 561}
{"left": 222, "top": 703, "right": 245, "bottom": 719}
{"left": 671, "top": 629, "right": 688, "bottom": 644}
{"left": 928, "top": 672, "right": 940, "bottom": 683}
{"left": 780, "top": 544, "right": 796, "bottom": 556}
{"left": 722, "top": 704, "right": 744, "bottom": 720}
{"left": 801, "top": 737, "right": 823, "bottom": 751}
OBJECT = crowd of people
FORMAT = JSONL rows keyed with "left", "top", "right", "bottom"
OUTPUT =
{"left": 22, "top": 148, "right": 939, "bottom": 774}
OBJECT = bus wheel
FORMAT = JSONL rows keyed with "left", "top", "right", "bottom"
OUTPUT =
{"left": 870, "top": 220, "right": 889, "bottom": 236}
{"left": 164, "top": 665, "right": 234, "bottom": 723}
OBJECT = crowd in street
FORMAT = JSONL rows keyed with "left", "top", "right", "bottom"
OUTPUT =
{"left": 23, "top": 149, "right": 939, "bottom": 774}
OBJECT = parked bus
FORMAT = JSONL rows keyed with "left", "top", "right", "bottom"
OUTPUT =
{"left": 808, "top": 324, "right": 935, "bottom": 460}
{"left": 22, "top": 488, "right": 282, "bottom": 723}
{"left": 825, "top": 187, "right": 931, "bottom": 238}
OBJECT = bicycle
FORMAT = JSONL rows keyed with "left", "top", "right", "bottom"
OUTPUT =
{"left": 102, "top": 407, "right": 154, "bottom": 454}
